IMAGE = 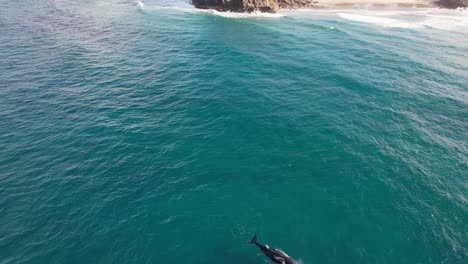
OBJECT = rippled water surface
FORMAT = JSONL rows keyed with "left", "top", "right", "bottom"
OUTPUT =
{"left": 1, "top": 1, "right": 467, "bottom": 263}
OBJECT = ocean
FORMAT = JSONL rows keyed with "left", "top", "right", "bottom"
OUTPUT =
{"left": 0, "top": 0, "right": 467, "bottom": 263}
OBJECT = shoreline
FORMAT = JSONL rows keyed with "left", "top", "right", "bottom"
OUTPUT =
{"left": 279, "top": 2, "right": 437, "bottom": 9}
{"left": 192, "top": 0, "right": 467, "bottom": 12}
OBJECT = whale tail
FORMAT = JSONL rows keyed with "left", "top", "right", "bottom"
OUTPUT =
{"left": 246, "top": 234, "right": 258, "bottom": 245}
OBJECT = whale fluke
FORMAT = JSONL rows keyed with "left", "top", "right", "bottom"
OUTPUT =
{"left": 246, "top": 234, "right": 297, "bottom": 264}
{"left": 246, "top": 234, "right": 257, "bottom": 244}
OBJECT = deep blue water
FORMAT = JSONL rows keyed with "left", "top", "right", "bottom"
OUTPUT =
{"left": 0, "top": 1, "right": 467, "bottom": 263}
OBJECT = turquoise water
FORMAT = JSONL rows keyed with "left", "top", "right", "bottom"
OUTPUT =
{"left": 1, "top": 0, "right": 467, "bottom": 263}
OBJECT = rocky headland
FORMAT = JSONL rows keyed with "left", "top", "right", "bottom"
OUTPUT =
{"left": 192, "top": 0, "right": 316, "bottom": 13}
{"left": 192, "top": 0, "right": 467, "bottom": 12}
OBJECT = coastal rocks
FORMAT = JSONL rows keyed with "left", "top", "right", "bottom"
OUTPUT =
{"left": 435, "top": 0, "right": 467, "bottom": 8}
{"left": 279, "top": 0, "right": 317, "bottom": 8}
{"left": 191, "top": 0, "right": 316, "bottom": 13}
{"left": 243, "top": 0, "right": 280, "bottom": 12}
{"left": 192, "top": 0, "right": 280, "bottom": 13}
{"left": 193, "top": 0, "right": 468, "bottom": 12}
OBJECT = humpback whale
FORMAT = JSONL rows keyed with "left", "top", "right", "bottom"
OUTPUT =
{"left": 246, "top": 235, "right": 297, "bottom": 264}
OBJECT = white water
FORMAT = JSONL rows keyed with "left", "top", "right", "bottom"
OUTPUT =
{"left": 136, "top": 0, "right": 283, "bottom": 18}
{"left": 336, "top": 9, "right": 468, "bottom": 30}
{"left": 284, "top": 8, "right": 468, "bottom": 31}
{"left": 338, "top": 12, "right": 421, "bottom": 28}
{"left": 134, "top": 0, "right": 468, "bottom": 28}
{"left": 202, "top": 9, "right": 284, "bottom": 18}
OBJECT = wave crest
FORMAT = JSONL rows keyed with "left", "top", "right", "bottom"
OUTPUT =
{"left": 338, "top": 10, "right": 468, "bottom": 31}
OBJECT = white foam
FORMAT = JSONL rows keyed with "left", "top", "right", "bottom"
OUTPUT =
{"left": 420, "top": 13, "right": 468, "bottom": 30}
{"left": 201, "top": 9, "right": 284, "bottom": 18}
{"left": 129, "top": 0, "right": 195, "bottom": 14}
{"left": 137, "top": 0, "right": 468, "bottom": 26}
{"left": 338, "top": 12, "right": 421, "bottom": 28}
{"left": 337, "top": 9, "right": 468, "bottom": 31}
{"left": 139, "top": 0, "right": 195, "bottom": 10}
{"left": 132, "top": 0, "right": 283, "bottom": 18}
{"left": 149, "top": 0, "right": 192, "bottom": 8}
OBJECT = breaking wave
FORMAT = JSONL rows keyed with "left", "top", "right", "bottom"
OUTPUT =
{"left": 338, "top": 12, "right": 421, "bottom": 28}
{"left": 201, "top": 9, "right": 284, "bottom": 18}
{"left": 130, "top": 0, "right": 283, "bottom": 18}
{"left": 336, "top": 9, "right": 468, "bottom": 31}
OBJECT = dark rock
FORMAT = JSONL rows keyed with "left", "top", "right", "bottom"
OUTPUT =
{"left": 192, "top": 0, "right": 316, "bottom": 13}
{"left": 192, "top": 0, "right": 279, "bottom": 13}
{"left": 435, "top": 0, "right": 467, "bottom": 8}
{"left": 279, "top": 0, "right": 316, "bottom": 8}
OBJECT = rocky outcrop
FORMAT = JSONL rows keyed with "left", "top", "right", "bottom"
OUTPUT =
{"left": 278, "top": 0, "right": 316, "bottom": 8}
{"left": 192, "top": 0, "right": 279, "bottom": 13}
{"left": 435, "top": 0, "right": 467, "bottom": 8}
{"left": 192, "top": 0, "right": 315, "bottom": 13}
{"left": 193, "top": 0, "right": 468, "bottom": 12}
